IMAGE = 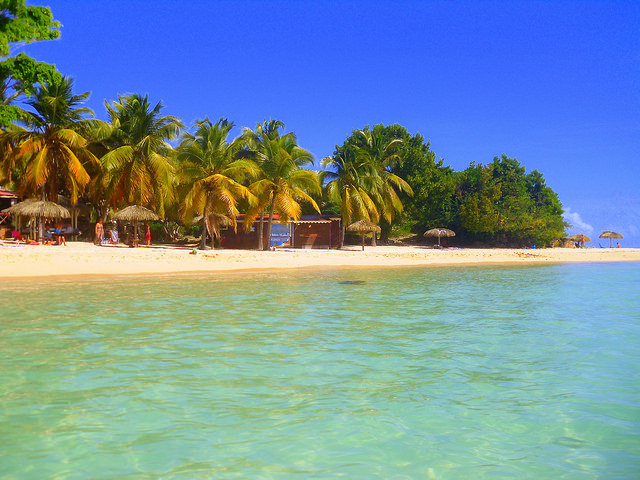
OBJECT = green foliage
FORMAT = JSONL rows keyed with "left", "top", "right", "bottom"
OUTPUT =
{"left": 0, "top": 0, "right": 60, "bottom": 57}
{"left": 329, "top": 125, "right": 565, "bottom": 247}
{"left": 329, "top": 124, "right": 413, "bottom": 240}
{"left": 453, "top": 155, "right": 566, "bottom": 246}
{"left": 10, "top": 76, "right": 99, "bottom": 203}
{"left": 101, "top": 93, "right": 184, "bottom": 217}
{"left": 0, "top": 101, "right": 18, "bottom": 124}
{"left": 177, "top": 117, "right": 257, "bottom": 248}
{"left": 242, "top": 120, "right": 320, "bottom": 249}
{"left": 1, "top": 52, "right": 61, "bottom": 93}
{"left": 0, "top": 1, "right": 60, "bottom": 127}
{"left": 381, "top": 124, "right": 457, "bottom": 234}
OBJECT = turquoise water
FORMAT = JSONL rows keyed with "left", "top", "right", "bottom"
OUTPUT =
{"left": 1, "top": 263, "right": 639, "bottom": 479}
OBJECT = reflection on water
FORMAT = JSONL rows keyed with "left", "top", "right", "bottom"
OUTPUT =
{"left": 1, "top": 263, "right": 639, "bottom": 479}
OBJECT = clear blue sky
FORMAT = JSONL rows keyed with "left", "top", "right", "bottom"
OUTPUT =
{"left": 23, "top": 0, "right": 640, "bottom": 246}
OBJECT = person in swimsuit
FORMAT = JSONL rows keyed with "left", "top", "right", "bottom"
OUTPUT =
{"left": 95, "top": 219, "right": 104, "bottom": 245}
{"left": 145, "top": 223, "right": 151, "bottom": 246}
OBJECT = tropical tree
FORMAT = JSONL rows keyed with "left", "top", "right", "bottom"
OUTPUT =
{"left": 454, "top": 155, "right": 566, "bottom": 246}
{"left": 178, "top": 118, "right": 258, "bottom": 249}
{"left": 243, "top": 121, "right": 321, "bottom": 250}
{"left": 10, "top": 76, "right": 100, "bottom": 203}
{"left": 331, "top": 126, "right": 413, "bottom": 244}
{"left": 101, "top": 93, "right": 183, "bottom": 218}
{"left": 321, "top": 146, "right": 378, "bottom": 248}
{"left": 352, "top": 128, "right": 413, "bottom": 243}
{"left": 0, "top": 127, "right": 20, "bottom": 187}
{"left": 0, "top": 0, "right": 61, "bottom": 128}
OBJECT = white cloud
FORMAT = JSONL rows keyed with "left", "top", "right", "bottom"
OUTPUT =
{"left": 563, "top": 207, "right": 594, "bottom": 233}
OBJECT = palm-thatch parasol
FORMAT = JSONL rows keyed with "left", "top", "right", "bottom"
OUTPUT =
{"left": 3, "top": 199, "right": 70, "bottom": 218}
{"left": 347, "top": 220, "right": 381, "bottom": 251}
{"left": 3, "top": 200, "right": 71, "bottom": 241}
{"left": 423, "top": 227, "right": 455, "bottom": 247}
{"left": 111, "top": 205, "right": 159, "bottom": 247}
{"left": 599, "top": 230, "right": 623, "bottom": 248}
{"left": 566, "top": 233, "right": 590, "bottom": 246}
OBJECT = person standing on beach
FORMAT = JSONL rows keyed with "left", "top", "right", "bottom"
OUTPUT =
{"left": 95, "top": 219, "right": 104, "bottom": 245}
{"left": 145, "top": 223, "right": 151, "bottom": 246}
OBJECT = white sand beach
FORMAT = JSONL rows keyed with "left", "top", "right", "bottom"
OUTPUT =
{"left": 1, "top": 242, "right": 639, "bottom": 278}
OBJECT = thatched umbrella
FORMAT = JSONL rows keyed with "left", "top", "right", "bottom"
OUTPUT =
{"left": 3, "top": 199, "right": 70, "bottom": 218}
{"left": 599, "top": 230, "right": 623, "bottom": 248}
{"left": 423, "top": 227, "right": 455, "bottom": 247}
{"left": 347, "top": 220, "right": 381, "bottom": 251}
{"left": 566, "top": 233, "right": 590, "bottom": 246}
{"left": 111, "top": 205, "right": 159, "bottom": 247}
{"left": 3, "top": 200, "right": 70, "bottom": 241}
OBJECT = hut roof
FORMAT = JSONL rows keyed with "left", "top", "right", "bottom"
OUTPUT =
{"left": 347, "top": 220, "right": 381, "bottom": 233}
{"left": 566, "top": 234, "right": 591, "bottom": 242}
{"left": 111, "top": 205, "right": 159, "bottom": 222}
{"left": 2, "top": 199, "right": 70, "bottom": 218}
{"left": 599, "top": 231, "right": 623, "bottom": 239}
{"left": 423, "top": 228, "right": 456, "bottom": 237}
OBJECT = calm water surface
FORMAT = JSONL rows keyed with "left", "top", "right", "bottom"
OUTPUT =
{"left": 1, "top": 263, "right": 639, "bottom": 479}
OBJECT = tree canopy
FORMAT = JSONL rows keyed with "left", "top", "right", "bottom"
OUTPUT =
{"left": 0, "top": 0, "right": 60, "bottom": 127}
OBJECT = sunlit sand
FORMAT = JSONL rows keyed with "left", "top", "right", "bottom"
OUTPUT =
{"left": 1, "top": 242, "right": 638, "bottom": 278}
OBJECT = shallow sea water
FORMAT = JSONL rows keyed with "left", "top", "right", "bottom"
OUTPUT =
{"left": 1, "top": 262, "right": 639, "bottom": 479}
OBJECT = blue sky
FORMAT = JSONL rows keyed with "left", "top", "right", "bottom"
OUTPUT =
{"left": 22, "top": 0, "right": 640, "bottom": 246}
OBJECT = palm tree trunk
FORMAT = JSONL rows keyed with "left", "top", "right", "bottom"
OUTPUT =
{"left": 39, "top": 187, "right": 46, "bottom": 242}
{"left": 257, "top": 208, "right": 265, "bottom": 250}
{"left": 265, "top": 195, "right": 276, "bottom": 251}
{"left": 100, "top": 205, "right": 110, "bottom": 223}
{"left": 340, "top": 220, "right": 345, "bottom": 249}
{"left": 200, "top": 216, "right": 208, "bottom": 250}
{"left": 372, "top": 231, "right": 377, "bottom": 247}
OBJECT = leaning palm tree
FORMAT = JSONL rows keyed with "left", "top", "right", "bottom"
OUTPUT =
{"left": 0, "top": 126, "right": 22, "bottom": 187}
{"left": 321, "top": 146, "right": 379, "bottom": 248}
{"left": 353, "top": 128, "right": 413, "bottom": 244}
{"left": 11, "top": 76, "right": 101, "bottom": 203}
{"left": 243, "top": 122, "right": 321, "bottom": 250}
{"left": 178, "top": 118, "right": 258, "bottom": 249}
{"left": 101, "top": 94, "right": 183, "bottom": 218}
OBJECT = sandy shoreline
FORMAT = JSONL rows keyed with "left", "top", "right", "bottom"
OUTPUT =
{"left": 1, "top": 241, "right": 639, "bottom": 279}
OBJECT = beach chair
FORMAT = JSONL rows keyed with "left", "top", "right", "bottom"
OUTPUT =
{"left": 110, "top": 229, "right": 119, "bottom": 244}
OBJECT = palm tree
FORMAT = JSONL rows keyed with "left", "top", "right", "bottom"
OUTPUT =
{"left": 101, "top": 93, "right": 183, "bottom": 218}
{"left": 11, "top": 76, "right": 100, "bottom": 203}
{"left": 353, "top": 129, "right": 413, "bottom": 244}
{"left": 243, "top": 121, "right": 321, "bottom": 250}
{"left": 178, "top": 118, "right": 258, "bottom": 249}
{"left": 0, "top": 127, "right": 21, "bottom": 187}
{"left": 321, "top": 146, "right": 379, "bottom": 249}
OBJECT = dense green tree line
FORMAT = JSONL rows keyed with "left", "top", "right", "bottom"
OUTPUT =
{"left": 0, "top": 1, "right": 566, "bottom": 248}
